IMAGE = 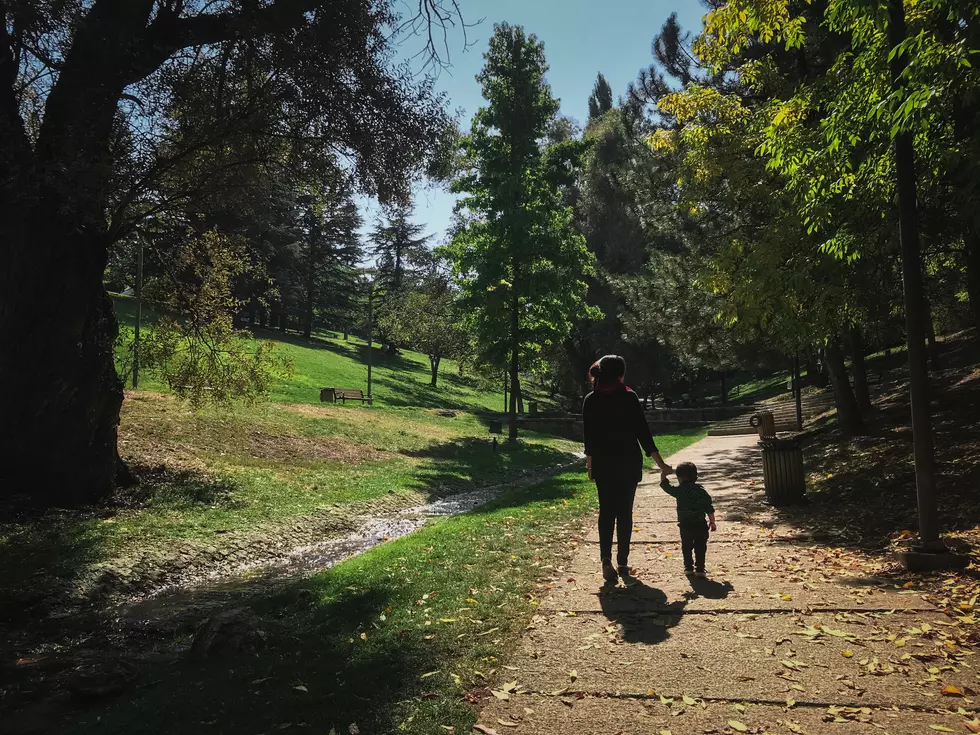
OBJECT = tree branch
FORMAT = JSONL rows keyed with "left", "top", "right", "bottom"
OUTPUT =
{"left": 0, "top": 0, "right": 32, "bottom": 175}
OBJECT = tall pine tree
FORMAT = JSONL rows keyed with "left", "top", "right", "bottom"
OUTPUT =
{"left": 447, "top": 23, "right": 597, "bottom": 440}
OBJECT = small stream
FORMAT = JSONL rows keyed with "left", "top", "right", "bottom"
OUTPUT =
{"left": 120, "top": 458, "right": 584, "bottom": 625}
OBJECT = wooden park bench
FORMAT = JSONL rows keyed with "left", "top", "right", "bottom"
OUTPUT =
{"left": 320, "top": 387, "right": 370, "bottom": 404}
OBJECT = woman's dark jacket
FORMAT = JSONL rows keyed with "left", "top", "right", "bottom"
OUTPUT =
{"left": 582, "top": 385, "right": 658, "bottom": 484}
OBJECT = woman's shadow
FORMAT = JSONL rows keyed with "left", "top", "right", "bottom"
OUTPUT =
{"left": 595, "top": 575, "right": 734, "bottom": 645}
{"left": 596, "top": 577, "right": 685, "bottom": 645}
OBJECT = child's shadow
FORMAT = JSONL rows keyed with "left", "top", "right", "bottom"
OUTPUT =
{"left": 597, "top": 578, "right": 687, "bottom": 645}
{"left": 683, "top": 576, "right": 734, "bottom": 600}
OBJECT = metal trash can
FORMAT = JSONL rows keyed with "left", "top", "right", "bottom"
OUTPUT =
{"left": 759, "top": 438, "right": 806, "bottom": 505}
{"left": 750, "top": 409, "right": 776, "bottom": 439}
{"left": 319, "top": 387, "right": 336, "bottom": 403}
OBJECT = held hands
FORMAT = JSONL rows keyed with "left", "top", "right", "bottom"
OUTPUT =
{"left": 648, "top": 452, "right": 672, "bottom": 476}
{"left": 709, "top": 521, "right": 718, "bottom": 532}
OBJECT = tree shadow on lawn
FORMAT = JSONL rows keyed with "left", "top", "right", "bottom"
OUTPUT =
{"left": 0, "top": 465, "right": 240, "bottom": 637}
{"left": 7, "top": 585, "right": 459, "bottom": 735}
{"left": 372, "top": 372, "right": 494, "bottom": 411}
{"left": 403, "top": 437, "right": 581, "bottom": 498}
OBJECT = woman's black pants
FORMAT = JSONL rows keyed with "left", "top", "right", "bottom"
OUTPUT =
{"left": 595, "top": 473, "right": 638, "bottom": 567}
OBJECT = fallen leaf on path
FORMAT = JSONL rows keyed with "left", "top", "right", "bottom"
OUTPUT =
{"left": 927, "top": 726, "right": 954, "bottom": 733}
{"left": 496, "top": 719, "right": 519, "bottom": 728}
{"left": 683, "top": 695, "right": 697, "bottom": 706}
{"left": 490, "top": 690, "right": 509, "bottom": 701}
{"left": 293, "top": 685, "right": 308, "bottom": 692}
{"left": 841, "top": 650, "right": 854, "bottom": 658}
{"left": 965, "top": 720, "right": 980, "bottom": 734}
{"left": 421, "top": 671, "right": 439, "bottom": 679}
{"left": 940, "top": 685, "right": 963, "bottom": 696}
{"left": 473, "top": 727, "right": 500, "bottom": 735}
{"left": 728, "top": 720, "right": 748, "bottom": 732}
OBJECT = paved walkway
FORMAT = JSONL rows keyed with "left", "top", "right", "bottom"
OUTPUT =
{"left": 478, "top": 435, "right": 975, "bottom": 734}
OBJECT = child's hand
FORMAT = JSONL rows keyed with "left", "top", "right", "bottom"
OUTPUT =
{"left": 709, "top": 521, "right": 717, "bottom": 532}
{"left": 660, "top": 469, "right": 669, "bottom": 482}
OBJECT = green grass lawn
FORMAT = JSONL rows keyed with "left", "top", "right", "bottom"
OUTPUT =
{"left": 0, "top": 394, "right": 587, "bottom": 602}
{"left": 112, "top": 293, "right": 514, "bottom": 411}
{"left": 60, "top": 429, "right": 706, "bottom": 735}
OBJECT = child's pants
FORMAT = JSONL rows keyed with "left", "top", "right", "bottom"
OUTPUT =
{"left": 595, "top": 475, "right": 638, "bottom": 567}
{"left": 679, "top": 521, "right": 709, "bottom": 571}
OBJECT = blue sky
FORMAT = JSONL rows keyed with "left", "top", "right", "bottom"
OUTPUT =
{"left": 358, "top": 0, "right": 706, "bottom": 246}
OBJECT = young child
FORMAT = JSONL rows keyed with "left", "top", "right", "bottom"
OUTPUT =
{"left": 660, "top": 462, "right": 716, "bottom": 578}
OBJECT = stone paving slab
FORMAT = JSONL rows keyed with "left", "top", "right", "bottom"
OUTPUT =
{"left": 479, "top": 694, "right": 976, "bottom": 735}
{"left": 540, "top": 570, "right": 930, "bottom": 613}
{"left": 504, "top": 610, "right": 971, "bottom": 706}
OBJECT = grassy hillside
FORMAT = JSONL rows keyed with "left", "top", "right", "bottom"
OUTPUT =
{"left": 111, "top": 294, "right": 510, "bottom": 412}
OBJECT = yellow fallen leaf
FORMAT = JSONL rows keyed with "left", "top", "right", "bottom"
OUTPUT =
{"left": 568, "top": 670, "right": 577, "bottom": 681}
{"left": 728, "top": 721, "right": 749, "bottom": 732}
{"left": 965, "top": 720, "right": 980, "bottom": 734}
{"left": 660, "top": 731, "right": 672, "bottom": 735}
{"left": 421, "top": 671, "right": 439, "bottom": 679}
{"left": 490, "top": 690, "right": 510, "bottom": 701}
{"left": 360, "top": 632, "right": 367, "bottom": 640}
{"left": 683, "top": 695, "right": 697, "bottom": 706}
{"left": 928, "top": 726, "right": 954, "bottom": 733}
{"left": 893, "top": 637, "right": 907, "bottom": 647}
{"left": 496, "top": 719, "right": 519, "bottom": 728}
{"left": 841, "top": 650, "right": 853, "bottom": 658}
{"left": 293, "top": 685, "right": 308, "bottom": 692}
{"left": 781, "top": 594, "right": 793, "bottom": 601}
{"left": 786, "top": 698, "right": 796, "bottom": 708}
{"left": 940, "top": 685, "right": 963, "bottom": 696}
{"left": 733, "top": 704, "right": 746, "bottom": 713}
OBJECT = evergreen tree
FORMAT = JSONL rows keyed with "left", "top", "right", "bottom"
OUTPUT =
{"left": 446, "top": 23, "right": 597, "bottom": 440}
{"left": 587, "top": 72, "right": 614, "bottom": 120}
{"left": 368, "top": 208, "right": 431, "bottom": 298}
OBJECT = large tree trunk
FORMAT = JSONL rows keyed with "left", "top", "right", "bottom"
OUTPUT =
{"left": 849, "top": 326, "right": 873, "bottom": 414}
{"left": 0, "top": 1, "right": 154, "bottom": 505}
{"left": 0, "top": 226, "right": 125, "bottom": 506}
{"left": 824, "top": 335, "right": 864, "bottom": 437}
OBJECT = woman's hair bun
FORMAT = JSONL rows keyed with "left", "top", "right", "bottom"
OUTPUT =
{"left": 589, "top": 364, "right": 601, "bottom": 379}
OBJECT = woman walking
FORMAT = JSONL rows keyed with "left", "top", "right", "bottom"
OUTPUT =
{"left": 584, "top": 355, "right": 672, "bottom": 583}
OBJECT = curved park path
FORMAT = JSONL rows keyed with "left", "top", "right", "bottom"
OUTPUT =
{"left": 478, "top": 435, "right": 976, "bottom": 734}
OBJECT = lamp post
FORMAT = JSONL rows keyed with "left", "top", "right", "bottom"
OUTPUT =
{"left": 366, "top": 276, "right": 374, "bottom": 406}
